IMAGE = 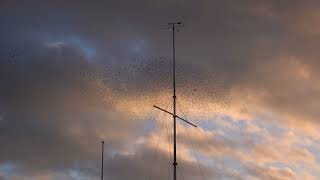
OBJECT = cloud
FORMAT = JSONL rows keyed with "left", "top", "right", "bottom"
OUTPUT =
{"left": 0, "top": 34, "right": 144, "bottom": 177}
{"left": 246, "top": 164, "right": 296, "bottom": 180}
{"left": 1, "top": 0, "right": 320, "bottom": 179}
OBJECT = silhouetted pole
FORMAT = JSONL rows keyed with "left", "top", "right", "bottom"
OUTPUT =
{"left": 101, "top": 141, "right": 104, "bottom": 180}
{"left": 169, "top": 22, "right": 182, "bottom": 180}
{"left": 154, "top": 22, "right": 196, "bottom": 180}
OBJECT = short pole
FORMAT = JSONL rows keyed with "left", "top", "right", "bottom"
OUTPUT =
{"left": 101, "top": 141, "right": 104, "bottom": 180}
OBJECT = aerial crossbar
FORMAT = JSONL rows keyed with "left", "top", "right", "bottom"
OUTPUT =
{"left": 153, "top": 105, "right": 197, "bottom": 128}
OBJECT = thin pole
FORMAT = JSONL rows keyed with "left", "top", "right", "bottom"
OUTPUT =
{"left": 101, "top": 141, "right": 104, "bottom": 180}
{"left": 170, "top": 22, "right": 179, "bottom": 180}
{"left": 154, "top": 22, "right": 196, "bottom": 180}
{"left": 173, "top": 23, "right": 177, "bottom": 180}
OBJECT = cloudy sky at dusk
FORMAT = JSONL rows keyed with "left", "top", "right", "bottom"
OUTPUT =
{"left": 1, "top": 0, "right": 320, "bottom": 179}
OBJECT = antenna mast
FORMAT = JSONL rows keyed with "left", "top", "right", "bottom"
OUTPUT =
{"left": 101, "top": 141, "right": 104, "bottom": 180}
{"left": 154, "top": 22, "right": 197, "bottom": 180}
{"left": 170, "top": 22, "right": 180, "bottom": 180}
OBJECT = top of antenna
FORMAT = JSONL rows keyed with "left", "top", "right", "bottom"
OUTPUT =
{"left": 168, "top": 22, "right": 183, "bottom": 25}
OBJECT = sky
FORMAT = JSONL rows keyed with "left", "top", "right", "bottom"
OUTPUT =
{"left": 1, "top": 0, "right": 320, "bottom": 179}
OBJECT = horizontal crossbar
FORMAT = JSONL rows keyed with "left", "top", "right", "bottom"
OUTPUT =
{"left": 153, "top": 105, "right": 197, "bottom": 128}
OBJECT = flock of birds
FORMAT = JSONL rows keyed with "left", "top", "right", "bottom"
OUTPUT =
{"left": 6, "top": 48, "right": 209, "bottom": 108}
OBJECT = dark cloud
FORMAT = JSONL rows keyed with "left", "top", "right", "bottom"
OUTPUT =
{"left": 0, "top": 34, "right": 142, "bottom": 177}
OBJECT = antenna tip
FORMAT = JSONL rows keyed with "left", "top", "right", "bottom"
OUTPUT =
{"left": 102, "top": 141, "right": 104, "bottom": 144}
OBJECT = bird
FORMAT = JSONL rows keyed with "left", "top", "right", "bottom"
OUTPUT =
{"left": 8, "top": 48, "right": 23, "bottom": 64}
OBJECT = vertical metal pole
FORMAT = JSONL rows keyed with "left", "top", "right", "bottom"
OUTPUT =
{"left": 101, "top": 141, "right": 104, "bottom": 180}
{"left": 172, "top": 23, "right": 177, "bottom": 180}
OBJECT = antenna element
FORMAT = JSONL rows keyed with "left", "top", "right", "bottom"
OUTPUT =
{"left": 154, "top": 22, "right": 197, "bottom": 180}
